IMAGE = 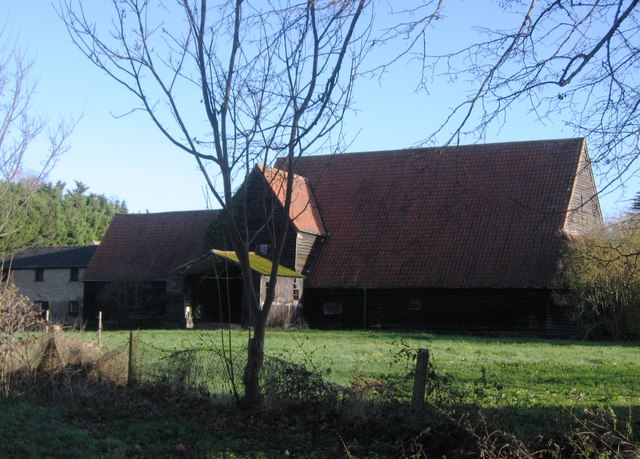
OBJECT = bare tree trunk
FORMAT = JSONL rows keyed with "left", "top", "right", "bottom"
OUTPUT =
{"left": 243, "top": 325, "right": 265, "bottom": 405}
{"left": 60, "top": 0, "right": 369, "bottom": 407}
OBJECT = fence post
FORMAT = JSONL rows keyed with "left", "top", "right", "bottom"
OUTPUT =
{"left": 98, "top": 311, "right": 103, "bottom": 347}
{"left": 128, "top": 330, "right": 138, "bottom": 387}
{"left": 45, "top": 309, "right": 50, "bottom": 334}
{"left": 411, "top": 348, "right": 430, "bottom": 412}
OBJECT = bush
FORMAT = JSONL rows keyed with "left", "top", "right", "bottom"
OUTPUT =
{"left": 0, "top": 277, "right": 43, "bottom": 396}
{"left": 557, "top": 215, "right": 640, "bottom": 340}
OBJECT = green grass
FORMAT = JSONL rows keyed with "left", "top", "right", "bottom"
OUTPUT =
{"left": 4, "top": 329, "right": 640, "bottom": 457}
{"left": 0, "top": 397, "right": 126, "bottom": 458}
{"left": 67, "top": 328, "right": 640, "bottom": 409}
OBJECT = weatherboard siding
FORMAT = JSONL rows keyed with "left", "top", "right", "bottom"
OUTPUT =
{"left": 564, "top": 146, "right": 603, "bottom": 234}
{"left": 84, "top": 279, "right": 175, "bottom": 328}
{"left": 295, "top": 231, "right": 323, "bottom": 275}
{"left": 243, "top": 171, "right": 300, "bottom": 271}
{"left": 304, "top": 287, "right": 574, "bottom": 335}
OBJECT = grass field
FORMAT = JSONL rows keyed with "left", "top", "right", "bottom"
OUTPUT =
{"left": 70, "top": 328, "right": 640, "bottom": 409}
{"left": 2, "top": 329, "right": 639, "bottom": 457}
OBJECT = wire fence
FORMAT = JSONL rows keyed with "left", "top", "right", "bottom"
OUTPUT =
{"left": 130, "top": 333, "right": 347, "bottom": 404}
{"left": 3, "top": 331, "right": 639, "bottom": 408}
{"left": 132, "top": 335, "right": 244, "bottom": 401}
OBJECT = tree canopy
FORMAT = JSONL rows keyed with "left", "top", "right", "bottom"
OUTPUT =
{"left": 0, "top": 179, "right": 126, "bottom": 254}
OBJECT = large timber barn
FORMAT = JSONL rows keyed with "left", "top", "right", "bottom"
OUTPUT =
{"left": 83, "top": 138, "right": 603, "bottom": 334}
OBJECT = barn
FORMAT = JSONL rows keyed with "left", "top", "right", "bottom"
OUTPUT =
{"left": 83, "top": 210, "right": 304, "bottom": 328}
{"left": 83, "top": 138, "right": 603, "bottom": 334}
{"left": 82, "top": 211, "right": 216, "bottom": 328}
{"left": 268, "top": 138, "right": 604, "bottom": 335}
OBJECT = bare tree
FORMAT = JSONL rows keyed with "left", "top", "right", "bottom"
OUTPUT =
{"left": 0, "top": 30, "right": 74, "bottom": 396}
{"left": 0, "top": 30, "right": 74, "bottom": 254}
{"left": 387, "top": 1, "right": 640, "bottom": 200}
{"left": 60, "top": 0, "right": 370, "bottom": 403}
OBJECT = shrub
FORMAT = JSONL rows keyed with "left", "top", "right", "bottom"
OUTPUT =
{"left": 557, "top": 215, "right": 640, "bottom": 340}
{"left": 0, "top": 276, "right": 43, "bottom": 396}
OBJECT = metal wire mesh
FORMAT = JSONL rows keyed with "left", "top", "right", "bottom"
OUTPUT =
{"left": 120, "top": 333, "right": 346, "bottom": 403}
{"left": 132, "top": 336, "right": 245, "bottom": 400}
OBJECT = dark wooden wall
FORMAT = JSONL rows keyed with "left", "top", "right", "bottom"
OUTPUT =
{"left": 83, "top": 280, "right": 173, "bottom": 329}
{"left": 304, "top": 287, "right": 576, "bottom": 336}
{"left": 83, "top": 281, "right": 104, "bottom": 328}
{"left": 185, "top": 276, "right": 243, "bottom": 324}
{"left": 243, "top": 172, "right": 298, "bottom": 271}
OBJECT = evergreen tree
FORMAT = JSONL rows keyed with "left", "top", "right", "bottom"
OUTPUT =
{"left": 0, "top": 180, "right": 127, "bottom": 254}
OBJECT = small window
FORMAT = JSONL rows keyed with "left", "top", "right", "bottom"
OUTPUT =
{"left": 69, "top": 268, "right": 80, "bottom": 282}
{"left": 258, "top": 244, "right": 269, "bottom": 256}
{"left": 408, "top": 299, "right": 422, "bottom": 311}
{"left": 35, "top": 269, "right": 44, "bottom": 282}
{"left": 293, "top": 278, "right": 300, "bottom": 301}
{"left": 69, "top": 301, "right": 79, "bottom": 316}
{"left": 323, "top": 302, "right": 342, "bottom": 315}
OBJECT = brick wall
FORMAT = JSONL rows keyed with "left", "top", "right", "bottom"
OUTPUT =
{"left": 11, "top": 268, "right": 86, "bottom": 326}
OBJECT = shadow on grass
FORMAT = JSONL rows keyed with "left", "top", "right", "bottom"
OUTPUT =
{"left": 2, "top": 380, "right": 639, "bottom": 458}
{"left": 2, "top": 332, "right": 639, "bottom": 458}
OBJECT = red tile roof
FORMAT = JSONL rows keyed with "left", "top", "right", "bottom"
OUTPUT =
{"left": 287, "top": 138, "right": 589, "bottom": 289}
{"left": 259, "top": 164, "right": 326, "bottom": 235}
{"left": 84, "top": 210, "right": 216, "bottom": 281}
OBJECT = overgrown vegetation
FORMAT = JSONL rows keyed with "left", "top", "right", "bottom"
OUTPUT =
{"left": 1, "top": 329, "right": 638, "bottom": 457}
{"left": 81, "top": 329, "right": 640, "bottom": 409}
{"left": 0, "top": 180, "right": 126, "bottom": 254}
{"left": 0, "top": 278, "right": 42, "bottom": 397}
{"left": 558, "top": 212, "right": 640, "bottom": 340}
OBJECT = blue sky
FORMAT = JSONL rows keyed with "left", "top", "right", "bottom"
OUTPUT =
{"left": 4, "top": 1, "right": 637, "bottom": 218}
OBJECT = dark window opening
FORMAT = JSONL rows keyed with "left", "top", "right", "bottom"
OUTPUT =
{"left": 70, "top": 268, "right": 79, "bottom": 282}
{"left": 323, "top": 302, "right": 342, "bottom": 315}
{"left": 35, "top": 269, "right": 44, "bottom": 282}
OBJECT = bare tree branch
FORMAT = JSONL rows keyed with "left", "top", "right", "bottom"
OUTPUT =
{"left": 59, "top": 0, "right": 372, "bottom": 404}
{"left": 0, "top": 30, "right": 75, "bottom": 253}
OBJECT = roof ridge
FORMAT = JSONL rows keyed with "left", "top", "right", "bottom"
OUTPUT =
{"left": 292, "top": 137, "right": 585, "bottom": 161}
{"left": 118, "top": 209, "right": 216, "bottom": 217}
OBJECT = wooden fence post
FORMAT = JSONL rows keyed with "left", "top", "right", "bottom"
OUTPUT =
{"left": 411, "top": 348, "right": 430, "bottom": 412}
{"left": 98, "top": 311, "right": 103, "bottom": 348}
{"left": 128, "top": 330, "right": 138, "bottom": 387}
